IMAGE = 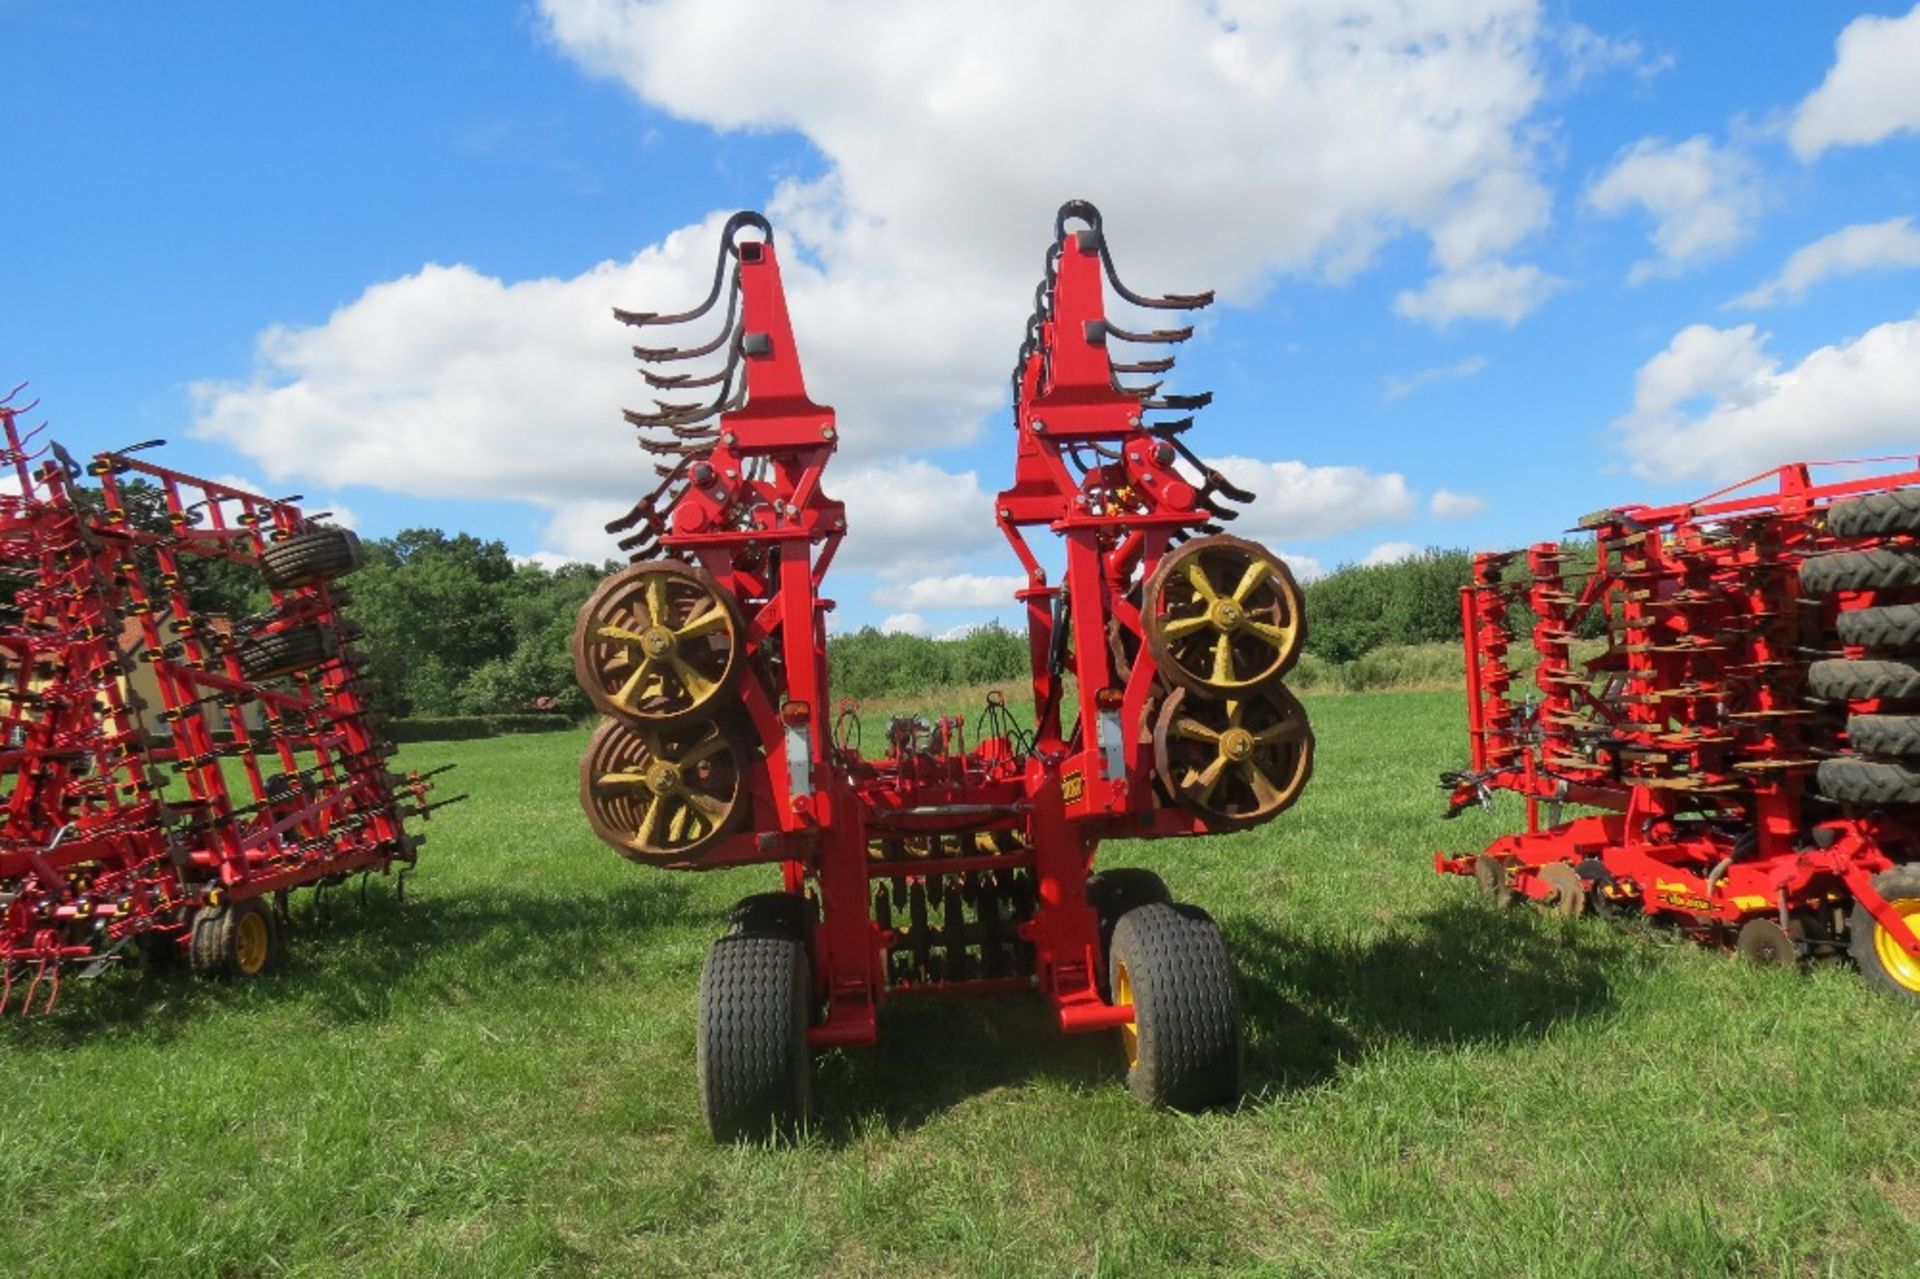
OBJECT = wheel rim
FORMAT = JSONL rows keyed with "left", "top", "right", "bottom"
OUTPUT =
{"left": 1152, "top": 685, "right": 1312, "bottom": 826}
{"left": 1114, "top": 957, "right": 1138, "bottom": 1068}
{"left": 233, "top": 911, "right": 269, "bottom": 976}
{"left": 1143, "top": 535, "right": 1304, "bottom": 697}
{"left": 1872, "top": 897, "right": 1920, "bottom": 992}
{"left": 580, "top": 717, "right": 745, "bottom": 864}
{"left": 572, "top": 561, "right": 742, "bottom": 727}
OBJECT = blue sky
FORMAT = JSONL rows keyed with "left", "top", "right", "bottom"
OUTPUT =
{"left": 4, "top": 2, "right": 1918, "bottom": 635}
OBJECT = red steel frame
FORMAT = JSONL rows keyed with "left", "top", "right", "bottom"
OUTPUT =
{"left": 0, "top": 388, "right": 444, "bottom": 1011}
{"left": 1440, "top": 459, "right": 1920, "bottom": 965}
{"left": 584, "top": 204, "right": 1298, "bottom": 1051}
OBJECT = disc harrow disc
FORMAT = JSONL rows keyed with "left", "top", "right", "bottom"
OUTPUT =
{"left": 1735, "top": 918, "right": 1799, "bottom": 968}
{"left": 572, "top": 559, "right": 744, "bottom": 728}
{"left": 1141, "top": 534, "right": 1305, "bottom": 698}
{"left": 1537, "top": 862, "right": 1587, "bottom": 918}
{"left": 1152, "top": 684, "right": 1312, "bottom": 827}
{"left": 579, "top": 716, "right": 747, "bottom": 865}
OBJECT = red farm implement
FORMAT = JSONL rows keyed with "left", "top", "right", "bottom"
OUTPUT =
{"left": 0, "top": 387, "right": 447, "bottom": 1012}
{"left": 1437, "top": 459, "right": 1920, "bottom": 1001}
{"left": 573, "top": 203, "right": 1313, "bottom": 1139}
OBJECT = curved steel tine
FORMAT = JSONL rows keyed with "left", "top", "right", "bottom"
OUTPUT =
{"left": 1116, "top": 380, "right": 1163, "bottom": 398}
{"left": 1113, "top": 357, "right": 1174, "bottom": 374}
{"left": 1146, "top": 415, "right": 1195, "bottom": 437}
{"left": 1105, "top": 322, "right": 1193, "bottom": 344}
{"left": 1053, "top": 198, "right": 1214, "bottom": 309}
{"left": 1143, "top": 392, "right": 1212, "bottom": 411}
{"left": 668, "top": 421, "right": 719, "bottom": 440}
{"left": 612, "top": 211, "right": 769, "bottom": 328}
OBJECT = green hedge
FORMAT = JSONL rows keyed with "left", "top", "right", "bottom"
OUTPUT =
{"left": 386, "top": 714, "right": 575, "bottom": 743}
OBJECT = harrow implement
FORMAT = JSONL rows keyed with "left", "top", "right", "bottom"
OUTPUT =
{"left": 1438, "top": 459, "right": 1920, "bottom": 1001}
{"left": 0, "top": 388, "right": 446, "bottom": 1011}
{"left": 574, "top": 202, "right": 1313, "bottom": 1139}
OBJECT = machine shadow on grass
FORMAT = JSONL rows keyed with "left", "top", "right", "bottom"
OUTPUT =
{"left": 2, "top": 875, "right": 696, "bottom": 1048}
{"left": 1226, "top": 898, "right": 1624, "bottom": 1094}
{"left": 808, "top": 897, "right": 1624, "bottom": 1138}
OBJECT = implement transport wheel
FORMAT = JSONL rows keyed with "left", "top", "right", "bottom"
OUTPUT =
{"left": 260, "top": 528, "right": 365, "bottom": 590}
{"left": 1847, "top": 714, "right": 1920, "bottom": 759}
{"left": 1816, "top": 758, "right": 1920, "bottom": 806}
{"left": 698, "top": 934, "right": 813, "bottom": 1142}
{"left": 1851, "top": 866, "right": 1920, "bottom": 1004}
{"left": 1836, "top": 604, "right": 1920, "bottom": 652}
{"left": 237, "top": 624, "right": 339, "bottom": 681}
{"left": 189, "top": 898, "right": 282, "bottom": 979}
{"left": 1153, "top": 685, "right": 1312, "bottom": 827}
{"left": 1825, "top": 489, "right": 1920, "bottom": 538}
{"left": 579, "top": 716, "right": 747, "bottom": 865}
{"left": 1475, "top": 855, "right": 1514, "bottom": 907}
{"left": 1808, "top": 659, "right": 1920, "bottom": 703}
{"left": 572, "top": 560, "right": 744, "bottom": 728}
{"left": 1089, "top": 867, "right": 1172, "bottom": 997}
{"left": 1109, "top": 903, "right": 1243, "bottom": 1111}
{"left": 1736, "top": 918, "right": 1800, "bottom": 968}
{"left": 1799, "top": 548, "right": 1920, "bottom": 595}
{"left": 726, "top": 892, "right": 813, "bottom": 941}
{"left": 1142, "top": 534, "right": 1305, "bottom": 698}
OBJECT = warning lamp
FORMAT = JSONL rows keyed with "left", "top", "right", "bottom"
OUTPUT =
{"left": 1095, "top": 687, "right": 1124, "bottom": 711}
{"left": 781, "top": 700, "right": 811, "bottom": 725}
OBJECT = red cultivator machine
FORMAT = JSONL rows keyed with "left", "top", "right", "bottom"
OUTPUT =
{"left": 1438, "top": 459, "right": 1920, "bottom": 1002}
{"left": 573, "top": 203, "right": 1313, "bottom": 1139}
{"left": 0, "top": 389, "right": 445, "bottom": 1012}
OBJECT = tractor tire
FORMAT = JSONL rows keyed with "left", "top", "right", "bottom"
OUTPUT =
{"left": 1108, "top": 903, "right": 1243, "bottom": 1111}
{"left": 188, "top": 898, "right": 282, "bottom": 979}
{"left": 1847, "top": 714, "right": 1920, "bottom": 759}
{"left": 1807, "top": 658, "right": 1920, "bottom": 702}
{"left": 238, "top": 625, "right": 338, "bottom": 681}
{"left": 1849, "top": 864, "right": 1920, "bottom": 1004}
{"left": 1797, "top": 656, "right": 1920, "bottom": 699}
{"left": 1836, "top": 603, "right": 1920, "bottom": 652}
{"left": 1799, "top": 548, "right": 1920, "bottom": 595}
{"left": 260, "top": 529, "right": 365, "bottom": 590}
{"left": 1816, "top": 758, "right": 1920, "bottom": 806}
{"left": 725, "top": 892, "right": 813, "bottom": 942}
{"left": 1826, "top": 489, "right": 1920, "bottom": 539}
{"left": 697, "top": 935, "right": 812, "bottom": 1142}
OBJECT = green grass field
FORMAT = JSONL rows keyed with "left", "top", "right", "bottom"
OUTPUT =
{"left": 3, "top": 689, "right": 1914, "bottom": 1277}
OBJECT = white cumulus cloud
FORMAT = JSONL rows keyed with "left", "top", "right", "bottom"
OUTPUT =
{"left": 1728, "top": 216, "right": 1920, "bottom": 309}
{"left": 1789, "top": 5, "right": 1920, "bottom": 160}
{"left": 1383, "top": 356, "right": 1488, "bottom": 401}
{"left": 1586, "top": 135, "right": 1760, "bottom": 282}
{"left": 1204, "top": 456, "right": 1416, "bottom": 543}
{"left": 1615, "top": 316, "right": 1920, "bottom": 481}
{"left": 1362, "top": 541, "right": 1422, "bottom": 566}
{"left": 876, "top": 573, "right": 1028, "bottom": 611}
{"left": 188, "top": 0, "right": 1579, "bottom": 561}
{"left": 1430, "top": 489, "right": 1488, "bottom": 519}
{"left": 879, "top": 612, "right": 930, "bottom": 637}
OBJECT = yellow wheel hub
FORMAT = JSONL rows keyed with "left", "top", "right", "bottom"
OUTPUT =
{"left": 646, "top": 761, "right": 684, "bottom": 797}
{"left": 1114, "top": 958, "right": 1138, "bottom": 1068}
{"left": 1873, "top": 897, "right": 1920, "bottom": 993}
{"left": 233, "top": 911, "right": 269, "bottom": 976}
{"left": 638, "top": 625, "right": 677, "bottom": 659}
{"left": 1219, "top": 727, "right": 1255, "bottom": 762}
{"left": 1208, "top": 599, "right": 1244, "bottom": 631}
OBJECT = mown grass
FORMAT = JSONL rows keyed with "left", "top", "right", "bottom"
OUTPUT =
{"left": 2, "top": 689, "right": 1914, "bottom": 1277}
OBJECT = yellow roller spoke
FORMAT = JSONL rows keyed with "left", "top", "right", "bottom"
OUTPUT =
{"left": 678, "top": 733, "right": 730, "bottom": 768}
{"left": 636, "top": 795, "right": 665, "bottom": 846}
{"left": 666, "top": 652, "right": 715, "bottom": 701}
{"left": 1255, "top": 715, "right": 1308, "bottom": 745}
{"left": 675, "top": 602, "right": 729, "bottom": 641}
{"left": 1172, "top": 716, "right": 1219, "bottom": 742}
{"left": 684, "top": 789, "right": 729, "bottom": 822}
{"left": 667, "top": 801, "right": 691, "bottom": 843}
{"left": 595, "top": 623, "right": 651, "bottom": 649}
{"left": 644, "top": 576, "right": 669, "bottom": 627}
{"left": 1244, "top": 619, "right": 1295, "bottom": 652}
{"left": 1211, "top": 634, "right": 1235, "bottom": 684}
{"left": 612, "top": 656, "right": 655, "bottom": 706}
{"left": 597, "top": 771, "right": 650, "bottom": 789}
{"left": 1186, "top": 755, "right": 1228, "bottom": 802}
{"left": 1186, "top": 561, "right": 1222, "bottom": 605}
{"left": 1240, "top": 759, "right": 1281, "bottom": 808}
{"left": 1162, "top": 612, "right": 1213, "bottom": 641}
{"left": 1231, "top": 558, "right": 1273, "bottom": 603}
{"left": 1226, "top": 699, "right": 1245, "bottom": 727}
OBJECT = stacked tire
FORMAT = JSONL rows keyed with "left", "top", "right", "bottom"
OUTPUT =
{"left": 1800, "top": 489, "right": 1920, "bottom": 1002}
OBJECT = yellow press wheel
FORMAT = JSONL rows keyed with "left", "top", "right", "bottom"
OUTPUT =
{"left": 572, "top": 559, "right": 744, "bottom": 729}
{"left": 1851, "top": 866, "right": 1920, "bottom": 1005}
{"left": 1142, "top": 535, "right": 1304, "bottom": 698}
{"left": 1152, "top": 684, "right": 1312, "bottom": 828}
{"left": 188, "top": 897, "right": 282, "bottom": 979}
{"left": 580, "top": 716, "right": 747, "bottom": 865}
